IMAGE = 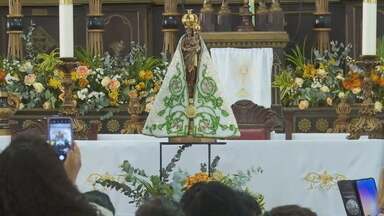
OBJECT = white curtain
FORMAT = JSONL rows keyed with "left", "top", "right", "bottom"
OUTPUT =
{"left": 211, "top": 48, "right": 273, "bottom": 107}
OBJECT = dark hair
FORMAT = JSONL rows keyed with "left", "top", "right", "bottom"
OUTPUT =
{"left": 84, "top": 190, "right": 116, "bottom": 215}
{"left": 180, "top": 181, "right": 247, "bottom": 216}
{"left": 236, "top": 191, "right": 262, "bottom": 216}
{"left": 135, "top": 197, "right": 184, "bottom": 216}
{"left": 0, "top": 130, "right": 97, "bottom": 216}
{"left": 268, "top": 205, "right": 317, "bottom": 216}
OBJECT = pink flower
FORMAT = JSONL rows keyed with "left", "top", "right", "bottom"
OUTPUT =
{"left": 108, "top": 79, "right": 121, "bottom": 91}
{"left": 77, "top": 66, "right": 90, "bottom": 79}
{"left": 24, "top": 74, "right": 36, "bottom": 86}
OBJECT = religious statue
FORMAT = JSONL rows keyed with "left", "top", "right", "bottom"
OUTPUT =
{"left": 143, "top": 10, "right": 240, "bottom": 139}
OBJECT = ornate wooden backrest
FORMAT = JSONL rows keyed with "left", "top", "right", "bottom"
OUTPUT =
{"left": 231, "top": 100, "right": 280, "bottom": 140}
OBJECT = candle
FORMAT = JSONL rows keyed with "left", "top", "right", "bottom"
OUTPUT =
{"left": 362, "top": 0, "right": 377, "bottom": 56}
{"left": 59, "top": 0, "right": 74, "bottom": 58}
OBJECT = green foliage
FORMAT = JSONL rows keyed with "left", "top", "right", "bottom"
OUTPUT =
{"left": 286, "top": 43, "right": 306, "bottom": 71}
{"left": 36, "top": 49, "right": 62, "bottom": 72}
{"left": 275, "top": 41, "right": 354, "bottom": 108}
{"left": 378, "top": 36, "right": 384, "bottom": 61}
{"left": 272, "top": 70, "right": 295, "bottom": 105}
{"left": 95, "top": 145, "right": 190, "bottom": 206}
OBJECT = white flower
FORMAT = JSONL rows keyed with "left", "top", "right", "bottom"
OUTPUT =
{"left": 19, "top": 61, "right": 33, "bottom": 73}
{"left": 374, "top": 101, "right": 383, "bottom": 112}
{"left": 5, "top": 73, "right": 19, "bottom": 84}
{"left": 320, "top": 85, "right": 330, "bottom": 93}
{"left": 317, "top": 68, "right": 327, "bottom": 77}
{"left": 43, "top": 101, "right": 51, "bottom": 110}
{"left": 145, "top": 102, "right": 153, "bottom": 113}
{"left": 295, "top": 78, "right": 304, "bottom": 87}
{"left": 336, "top": 73, "right": 345, "bottom": 80}
{"left": 77, "top": 89, "right": 89, "bottom": 100}
{"left": 352, "top": 88, "right": 361, "bottom": 94}
{"left": 18, "top": 103, "right": 24, "bottom": 110}
{"left": 33, "top": 82, "right": 45, "bottom": 93}
{"left": 101, "top": 77, "right": 111, "bottom": 87}
{"left": 338, "top": 92, "right": 346, "bottom": 99}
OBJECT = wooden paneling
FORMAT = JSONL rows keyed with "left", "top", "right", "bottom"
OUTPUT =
{"left": 103, "top": 4, "right": 151, "bottom": 55}
{"left": 0, "top": 1, "right": 382, "bottom": 57}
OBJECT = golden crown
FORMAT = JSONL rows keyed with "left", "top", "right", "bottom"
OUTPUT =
{"left": 181, "top": 9, "right": 201, "bottom": 31}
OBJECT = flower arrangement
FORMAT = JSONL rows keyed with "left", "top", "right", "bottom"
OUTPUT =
{"left": 1, "top": 26, "right": 167, "bottom": 115}
{"left": 273, "top": 41, "right": 384, "bottom": 112}
{"left": 91, "top": 145, "right": 265, "bottom": 210}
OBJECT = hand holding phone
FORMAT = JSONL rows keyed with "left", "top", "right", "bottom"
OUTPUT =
{"left": 64, "top": 143, "right": 81, "bottom": 184}
{"left": 48, "top": 117, "right": 73, "bottom": 161}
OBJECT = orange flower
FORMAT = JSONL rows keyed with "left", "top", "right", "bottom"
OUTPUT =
{"left": 342, "top": 73, "right": 362, "bottom": 90}
{"left": 79, "top": 78, "right": 89, "bottom": 88}
{"left": 76, "top": 66, "right": 90, "bottom": 79}
{"left": 0, "top": 70, "right": 6, "bottom": 83}
{"left": 184, "top": 172, "right": 211, "bottom": 189}
{"left": 378, "top": 78, "right": 384, "bottom": 87}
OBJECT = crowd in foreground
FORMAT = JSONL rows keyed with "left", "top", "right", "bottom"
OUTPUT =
{"left": 0, "top": 130, "right": 317, "bottom": 216}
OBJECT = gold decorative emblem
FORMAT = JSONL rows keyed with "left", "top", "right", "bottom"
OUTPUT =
{"left": 298, "top": 118, "right": 311, "bottom": 132}
{"left": 315, "top": 118, "right": 329, "bottom": 132}
{"left": 106, "top": 119, "right": 120, "bottom": 133}
{"left": 185, "top": 104, "right": 197, "bottom": 119}
{"left": 304, "top": 171, "right": 347, "bottom": 190}
{"left": 93, "top": 120, "right": 102, "bottom": 132}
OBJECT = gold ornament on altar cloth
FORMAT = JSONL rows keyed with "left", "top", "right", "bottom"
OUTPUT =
{"left": 304, "top": 171, "right": 347, "bottom": 190}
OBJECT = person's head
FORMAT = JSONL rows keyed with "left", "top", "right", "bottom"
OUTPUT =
{"left": 0, "top": 130, "right": 97, "bottom": 216}
{"left": 267, "top": 205, "right": 317, "bottom": 216}
{"left": 236, "top": 191, "right": 262, "bottom": 216}
{"left": 135, "top": 197, "right": 184, "bottom": 216}
{"left": 180, "top": 181, "right": 246, "bottom": 216}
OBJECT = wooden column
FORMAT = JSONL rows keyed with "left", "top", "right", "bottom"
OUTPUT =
{"left": 7, "top": 0, "right": 23, "bottom": 59}
{"left": 162, "top": 0, "right": 180, "bottom": 56}
{"left": 87, "top": 0, "right": 104, "bottom": 56}
{"left": 313, "top": 0, "right": 331, "bottom": 51}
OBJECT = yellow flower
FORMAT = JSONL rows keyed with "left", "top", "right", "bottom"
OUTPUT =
{"left": 139, "top": 70, "right": 146, "bottom": 80}
{"left": 48, "top": 78, "right": 61, "bottom": 89}
{"left": 71, "top": 71, "right": 78, "bottom": 81}
{"left": 135, "top": 82, "right": 146, "bottom": 91}
{"left": 153, "top": 82, "right": 161, "bottom": 93}
{"left": 303, "top": 64, "right": 316, "bottom": 79}
{"left": 144, "top": 70, "right": 154, "bottom": 80}
{"left": 108, "top": 90, "right": 119, "bottom": 106}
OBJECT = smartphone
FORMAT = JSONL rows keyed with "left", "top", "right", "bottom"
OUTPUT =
{"left": 356, "top": 178, "right": 379, "bottom": 216}
{"left": 338, "top": 180, "right": 363, "bottom": 216}
{"left": 47, "top": 117, "right": 73, "bottom": 161}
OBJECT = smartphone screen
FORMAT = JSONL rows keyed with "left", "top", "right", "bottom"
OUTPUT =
{"left": 356, "top": 178, "right": 379, "bottom": 216}
{"left": 48, "top": 118, "right": 73, "bottom": 161}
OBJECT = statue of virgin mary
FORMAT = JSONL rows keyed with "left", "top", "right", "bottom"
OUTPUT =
{"left": 143, "top": 10, "right": 240, "bottom": 139}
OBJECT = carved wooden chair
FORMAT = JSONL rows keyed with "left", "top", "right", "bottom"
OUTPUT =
{"left": 231, "top": 100, "right": 280, "bottom": 140}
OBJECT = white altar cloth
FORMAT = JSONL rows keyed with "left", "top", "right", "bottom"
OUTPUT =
{"left": 0, "top": 134, "right": 383, "bottom": 216}
{"left": 211, "top": 48, "right": 273, "bottom": 107}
